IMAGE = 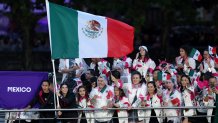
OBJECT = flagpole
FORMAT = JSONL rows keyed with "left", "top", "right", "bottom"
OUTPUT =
{"left": 52, "top": 59, "right": 60, "bottom": 108}
{"left": 46, "top": 0, "right": 60, "bottom": 115}
{"left": 52, "top": 74, "right": 57, "bottom": 116}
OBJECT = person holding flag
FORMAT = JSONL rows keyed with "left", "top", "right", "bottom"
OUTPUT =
{"left": 56, "top": 83, "right": 78, "bottom": 123}
{"left": 175, "top": 46, "right": 196, "bottom": 75}
{"left": 113, "top": 71, "right": 147, "bottom": 123}
{"left": 89, "top": 74, "right": 114, "bottom": 123}
{"left": 162, "top": 73, "right": 182, "bottom": 123}
{"left": 45, "top": 0, "right": 134, "bottom": 122}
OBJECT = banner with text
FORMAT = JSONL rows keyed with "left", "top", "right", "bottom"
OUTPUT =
{"left": 0, "top": 71, "right": 48, "bottom": 109}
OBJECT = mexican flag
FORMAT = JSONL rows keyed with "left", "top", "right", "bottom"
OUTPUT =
{"left": 208, "top": 45, "right": 216, "bottom": 55}
{"left": 188, "top": 69, "right": 199, "bottom": 80}
{"left": 170, "top": 93, "right": 180, "bottom": 106}
{"left": 46, "top": 0, "right": 134, "bottom": 59}
{"left": 189, "top": 48, "right": 202, "bottom": 62}
{"left": 157, "top": 72, "right": 171, "bottom": 81}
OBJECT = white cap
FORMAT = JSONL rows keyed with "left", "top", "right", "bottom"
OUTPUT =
{"left": 139, "top": 46, "right": 148, "bottom": 52}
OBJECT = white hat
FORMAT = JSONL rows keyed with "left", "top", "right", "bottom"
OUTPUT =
{"left": 139, "top": 46, "right": 148, "bottom": 52}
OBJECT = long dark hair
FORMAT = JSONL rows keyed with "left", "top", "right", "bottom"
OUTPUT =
{"left": 114, "top": 86, "right": 126, "bottom": 98}
{"left": 60, "top": 83, "right": 70, "bottom": 96}
{"left": 77, "top": 86, "right": 89, "bottom": 102}
{"left": 180, "top": 75, "right": 191, "bottom": 92}
{"left": 138, "top": 50, "right": 150, "bottom": 62}
{"left": 179, "top": 45, "right": 190, "bottom": 56}
{"left": 109, "top": 70, "right": 121, "bottom": 85}
{"left": 111, "top": 70, "right": 121, "bottom": 79}
{"left": 147, "top": 81, "right": 157, "bottom": 94}
{"left": 203, "top": 49, "right": 212, "bottom": 59}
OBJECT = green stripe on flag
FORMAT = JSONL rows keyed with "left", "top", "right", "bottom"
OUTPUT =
{"left": 189, "top": 48, "right": 196, "bottom": 58}
{"left": 157, "top": 71, "right": 162, "bottom": 81}
{"left": 49, "top": 2, "right": 79, "bottom": 59}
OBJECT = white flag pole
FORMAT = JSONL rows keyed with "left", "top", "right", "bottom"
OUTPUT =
{"left": 52, "top": 59, "right": 60, "bottom": 108}
{"left": 46, "top": 0, "right": 60, "bottom": 110}
{"left": 52, "top": 74, "right": 57, "bottom": 117}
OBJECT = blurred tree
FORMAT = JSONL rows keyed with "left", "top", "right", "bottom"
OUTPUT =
{"left": 1, "top": 0, "right": 217, "bottom": 70}
{"left": 1, "top": 0, "right": 41, "bottom": 70}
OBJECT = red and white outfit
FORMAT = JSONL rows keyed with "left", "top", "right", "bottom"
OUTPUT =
{"left": 175, "top": 56, "right": 196, "bottom": 75}
{"left": 89, "top": 85, "right": 114, "bottom": 122}
{"left": 78, "top": 97, "right": 94, "bottom": 123}
{"left": 203, "top": 88, "right": 216, "bottom": 123}
{"left": 113, "top": 96, "right": 130, "bottom": 123}
{"left": 200, "top": 58, "right": 216, "bottom": 73}
{"left": 90, "top": 59, "right": 110, "bottom": 76}
{"left": 113, "top": 56, "right": 132, "bottom": 83}
{"left": 144, "top": 93, "right": 163, "bottom": 123}
{"left": 181, "top": 86, "right": 196, "bottom": 116}
{"left": 163, "top": 89, "right": 181, "bottom": 123}
{"left": 115, "top": 82, "right": 147, "bottom": 121}
{"left": 133, "top": 58, "right": 156, "bottom": 78}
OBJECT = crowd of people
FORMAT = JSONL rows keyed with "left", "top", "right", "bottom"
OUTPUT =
{"left": 7, "top": 45, "right": 218, "bottom": 123}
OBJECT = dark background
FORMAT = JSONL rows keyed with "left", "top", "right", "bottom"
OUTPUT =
{"left": 0, "top": 0, "right": 218, "bottom": 72}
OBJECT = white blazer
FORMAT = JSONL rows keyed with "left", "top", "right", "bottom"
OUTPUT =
{"left": 115, "top": 81, "right": 147, "bottom": 121}
{"left": 182, "top": 86, "right": 196, "bottom": 116}
{"left": 89, "top": 85, "right": 114, "bottom": 122}
{"left": 144, "top": 93, "right": 162, "bottom": 123}
{"left": 133, "top": 58, "right": 156, "bottom": 78}
{"left": 78, "top": 98, "right": 94, "bottom": 123}
{"left": 114, "top": 96, "right": 129, "bottom": 123}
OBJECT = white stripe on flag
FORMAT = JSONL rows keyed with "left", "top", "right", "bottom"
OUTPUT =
{"left": 78, "top": 11, "right": 108, "bottom": 58}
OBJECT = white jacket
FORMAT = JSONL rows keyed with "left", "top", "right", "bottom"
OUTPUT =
{"left": 78, "top": 98, "right": 94, "bottom": 123}
{"left": 175, "top": 56, "right": 196, "bottom": 75}
{"left": 115, "top": 82, "right": 147, "bottom": 121}
{"left": 163, "top": 89, "right": 182, "bottom": 122}
{"left": 113, "top": 57, "right": 132, "bottom": 84}
{"left": 133, "top": 58, "right": 156, "bottom": 78}
{"left": 89, "top": 85, "right": 114, "bottom": 122}
{"left": 181, "top": 86, "right": 196, "bottom": 116}
{"left": 203, "top": 88, "right": 216, "bottom": 123}
{"left": 114, "top": 96, "right": 129, "bottom": 123}
{"left": 200, "top": 58, "right": 216, "bottom": 73}
{"left": 144, "top": 93, "right": 162, "bottom": 123}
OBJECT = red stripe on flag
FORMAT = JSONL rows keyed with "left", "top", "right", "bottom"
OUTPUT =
{"left": 212, "top": 47, "right": 216, "bottom": 54}
{"left": 107, "top": 17, "right": 134, "bottom": 57}
{"left": 198, "top": 54, "right": 202, "bottom": 62}
{"left": 215, "top": 57, "right": 218, "bottom": 64}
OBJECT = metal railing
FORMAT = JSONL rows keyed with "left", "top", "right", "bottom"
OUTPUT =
{"left": 0, "top": 106, "right": 216, "bottom": 122}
